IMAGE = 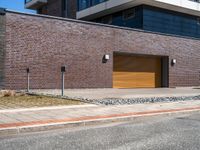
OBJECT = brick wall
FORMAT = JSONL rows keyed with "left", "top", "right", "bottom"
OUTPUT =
{"left": 0, "top": 12, "right": 6, "bottom": 89}
{"left": 4, "top": 12, "right": 200, "bottom": 89}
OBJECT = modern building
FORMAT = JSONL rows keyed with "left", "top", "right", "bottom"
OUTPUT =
{"left": 80, "top": 0, "right": 199, "bottom": 38}
{"left": 25, "top": 0, "right": 200, "bottom": 38}
{"left": 0, "top": 1, "right": 199, "bottom": 90}
{"left": 24, "top": 0, "right": 77, "bottom": 18}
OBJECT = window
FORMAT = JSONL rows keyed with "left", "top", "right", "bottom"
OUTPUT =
{"left": 78, "top": 0, "right": 108, "bottom": 11}
{"left": 62, "top": 0, "right": 66, "bottom": 11}
{"left": 92, "top": 0, "right": 107, "bottom": 5}
{"left": 123, "top": 8, "right": 135, "bottom": 20}
{"left": 78, "top": 0, "right": 91, "bottom": 10}
{"left": 190, "top": 0, "right": 200, "bottom": 3}
{"left": 197, "top": 18, "right": 200, "bottom": 25}
{"left": 101, "top": 15, "right": 112, "bottom": 24}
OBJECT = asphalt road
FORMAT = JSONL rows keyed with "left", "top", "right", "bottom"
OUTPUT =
{"left": 0, "top": 111, "right": 200, "bottom": 150}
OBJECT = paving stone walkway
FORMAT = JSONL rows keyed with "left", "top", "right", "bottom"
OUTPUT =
{"left": 30, "top": 88, "right": 200, "bottom": 105}
{"left": 0, "top": 100, "right": 200, "bottom": 129}
{"left": 30, "top": 87, "right": 200, "bottom": 100}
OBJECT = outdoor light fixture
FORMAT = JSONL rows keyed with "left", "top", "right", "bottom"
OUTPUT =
{"left": 26, "top": 68, "right": 30, "bottom": 73}
{"left": 171, "top": 59, "right": 177, "bottom": 66}
{"left": 103, "top": 54, "right": 110, "bottom": 63}
{"left": 104, "top": 54, "right": 110, "bottom": 60}
{"left": 61, "top": 66, "right": 66, "bottom": 72}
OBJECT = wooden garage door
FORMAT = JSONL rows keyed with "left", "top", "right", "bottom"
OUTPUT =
{"left": 113, "top": 55, "right": 161, "bottom": 88}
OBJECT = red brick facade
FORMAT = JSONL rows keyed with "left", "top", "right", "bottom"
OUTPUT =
{"left": 1, "top": 11, "right": 200, "bottom": 89}
{"left": 0, "top": 11, "right": 6, "bottom": 89}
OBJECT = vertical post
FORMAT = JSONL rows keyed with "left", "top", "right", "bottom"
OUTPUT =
{"left": 61, "top": 72, "right": 64, "bottom": 96}
{"left": 61, "top": 66, "right": 66, "bottom": 97}
{"left": 26, "top": 68, "right": 30, "bottom": 93}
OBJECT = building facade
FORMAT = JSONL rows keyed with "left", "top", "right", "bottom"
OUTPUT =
{"left": 0, "top": 9, "right": 6, "bottom": 89}
{"left": 77, "top": 0, "right": 200, "bottom": 38}
{"left": 25, "top": 0, "right": 77, "bottom": 18}
{"left": 0, "top": 1, "right": 199, "bottom": 89}
{"left": 0, "top": 10, "right": 199, "bottom": 89}
{"left": 25, "top": 0, "right": 200, "bottom": 38}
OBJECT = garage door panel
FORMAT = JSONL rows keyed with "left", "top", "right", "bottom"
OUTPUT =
{"left": 113, "top": 55, "right": 161, "bottom": 88}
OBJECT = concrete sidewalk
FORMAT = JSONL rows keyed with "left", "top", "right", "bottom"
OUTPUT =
{"left": 31, "top": 87, "right": 200, "bottom": 100}
{"left": 30, "top": 88, "right": 200, "bottom": 105}
{"left": 0, "top": 100, "right": 200, "bottom": 136}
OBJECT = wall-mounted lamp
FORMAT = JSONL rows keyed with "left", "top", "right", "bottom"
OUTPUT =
{"left": 26, "top": 68, "right": 30, "bottom": 73}
{"left": 171, "top": 59, "right": 177, "bottom": 66}
{"left": 61, "top": 66, "right": 66, "bottom": 72}
{"left": 102, "top": 54, "right": 110, "bottom": 63}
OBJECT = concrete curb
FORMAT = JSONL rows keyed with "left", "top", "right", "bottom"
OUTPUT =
{"left": 0, "top": 106, "right": 199, "bottom": 136}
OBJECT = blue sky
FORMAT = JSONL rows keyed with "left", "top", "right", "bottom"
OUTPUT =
{"left": 0, "top": 0, "right": 35, "bottom": 13}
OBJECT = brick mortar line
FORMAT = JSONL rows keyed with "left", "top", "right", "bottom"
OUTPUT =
{"left": 0, "top": 106, "right": 200, "bottom": 129}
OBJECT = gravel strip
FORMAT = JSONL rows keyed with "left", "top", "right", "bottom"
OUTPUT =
{"left": 88, "top": 95, "right": 200, "bottom": 105}
{"left": 27, "top": 91, "right": 200, "bottom": 106}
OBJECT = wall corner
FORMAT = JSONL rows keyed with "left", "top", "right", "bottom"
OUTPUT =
{"left": 0, "top": 8, "right": 6, "bottom": 89}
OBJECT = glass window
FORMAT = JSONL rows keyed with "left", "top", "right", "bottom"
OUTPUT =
{"left": 78, "top": 0, "right": 91, "bottom": 10}
{"left": 78, "top": 0, "right": 108, "bottom": 11}
{"left": 101, "top": 15, "right": 112, "bottom": 24}
{"left": 92, "top": 0, "right": 106, "bottom": 5}
{"left": 123, "top": 8, "right": 135, "bottom": 20}
{"left": 197, "top": 18, "right": 200, "bottom": 25}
